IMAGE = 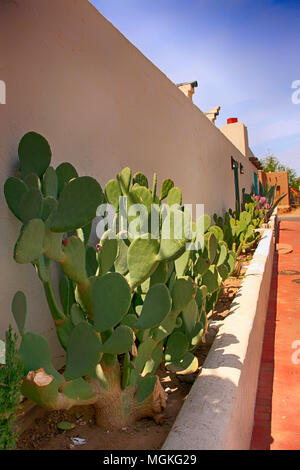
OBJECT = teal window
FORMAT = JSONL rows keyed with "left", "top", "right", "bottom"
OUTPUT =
{"left": 254, "top": 173, "right": 258, "bottom": 195}
{"left": 231, "top": 157, "right": 240, "bottom": 211}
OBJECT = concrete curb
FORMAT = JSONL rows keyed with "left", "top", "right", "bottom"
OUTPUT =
{"left": 163, "top": 229, "right": 275, "bottom": 450}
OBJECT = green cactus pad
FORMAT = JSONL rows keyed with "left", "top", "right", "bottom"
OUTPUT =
{"left": 105, "top": 179, "right": 122, "bottom": 211}
{"left": 174, "top": 250, "right": 191, "bottom": 277}
{"left": 216, "top": 242, "right": 228, "bottom": 266}
{"left": 19, "top": 332, "right": 62, "bottom": 384}
{"left": 136, "top": 375, "right": 157, "bottom": 403}
{"left": 100, "top": 325, "right": 134, "bottom": 354}
{"left": 60, "top": 236, "right": 87, "bottom": 284}
{"left": 226, "top": 251, "right": 236, "bottom": 275}
{"left": 70, "top": 304, "right": 85, "bottom": 326}
{"left": 150, "top": 261, "right": 168, "bottom": 286}
{"left": 120, "top": 313, "right": 137, "bottom": 330}
{"left": 97, "top": 233, "right": 118, "bottom": 276}
{"left": 196, "top": 214, "right": 211, "bottom": 234}
{"left": 195, "top": 255, "right": 210, "bottom": 275}
{"left": 56, "top": 316, "right": 75, "bottom": 351}
{"left": 14, "top": 219, "right": 45, "bottom": 264}
{"left": 19, "top": 187, "right": 43, "bottom": 224}
{"left": 56, "top": 162, "right": 78, "bottom": 195}
{"left": 75, "top": 276, "right": 97, "bottom": 316}
{"left": 42, "top": 166, "right": 58, "bottom": 199}
{"left": 57, "top": 421, "right": 75, "bottom": 431}
{"left": 142, "top": 343, "right": 163, "bottom": 376}
{"left": 50, "top": 176, "right": 104, "bottom": 232}
{"left": 64, "top": 322, "right": 102, "bottom": 381}
{"left": 195, "top": 285, "right": 207, "bottom": 310}
{"left": 86, "top": 245, "right": 98, "bottom": 277}
{"left": 158, "top": 209, "right": 187, "bottom": 261}
{"left": 165, "top": 352, "right": 198, "bottom": 375}
{"left": 190, "top": 322, "right": 205, "bottom": 349}
{"left": 24, "top": 173, "right": 41, "bottom": 190}
{"left": 159, "top": 179, "right": 174, "bottom": 201}
{"left": 151, "top": 310, "right": 178, "bottom": 343}
{"left": 62, "top": 377, "right": 95, "bottom": 401}
{"left": 166, "top": 186, "right": 182, "bottom": 206}
{"left": 182, "top": 299, "right": 198, "bottom": 337}
{"left": 171, "top": 277, "right": 195, "bottom": 313}
{"left": 11, "top": 291, "right": 27, "bottom": 335}
{"left": 130, "top": 185, "right": 153, "bottom": 214}
{"left": 114, "top": 237, "right": 129, "bottom": 275}
{"left": 208, "top": 225, "right": 224, "bottom": 241}
{"left": 165, "top": 331, "right": 189, "bottom": 363}
{"left": 18, "top": 131, "right": 51, "bottom": 178}
{"left": 218, "top": 263, "right": 229, "bottom": 281}
{"left": 127, "top": 236, "right": 160, "bottom": 288}
{"left": 41, "top": 196, "right": 58, "bottom": 222}
{"left": 118, "top": 167, "right": 131, "bottom": 194}
{"left": 207, "top": 232, "right": 218, "bottom": 263}
{"left": 43, "top": 223, "right": 64, "bottom": 262}
{"left": 135, "top": 284, "right": 171, "bottom": 329}
{"left": 130, "top": 338, "right": 157, "bottom": 384}
{"left": 202, "top": 266, "right": 219, "bottom": 294}
{"left": 93, "top": 272, "right": 131, "bottom": 332}
{"left": 133, "top": 172, "right": 149, "bottom": 188}
{"left": 4, "top": 177, "right": 28, "bottom": 221}
{"left": 240, "top": 211, "right": 251, "bottom": 226}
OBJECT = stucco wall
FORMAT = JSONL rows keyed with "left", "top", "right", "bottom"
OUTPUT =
{"left": 0, "top": 0, "right": 257, "bottom": 361}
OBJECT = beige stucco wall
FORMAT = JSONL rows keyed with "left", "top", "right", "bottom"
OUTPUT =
{"left": 0, "top": 0, "right": 257, "bottom": 361}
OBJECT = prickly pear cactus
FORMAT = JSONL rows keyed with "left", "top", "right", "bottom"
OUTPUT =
{"left": 4, "top": 132, "right": 234, "bottom": 429}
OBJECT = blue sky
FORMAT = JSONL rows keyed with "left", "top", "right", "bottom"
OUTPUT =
{"left": 91, "top": 0, "right": 300, "bottom": 174}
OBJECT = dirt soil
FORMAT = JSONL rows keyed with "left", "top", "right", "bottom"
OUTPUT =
{"left": 17, "top": 269, "right": 247, "bottom": 451}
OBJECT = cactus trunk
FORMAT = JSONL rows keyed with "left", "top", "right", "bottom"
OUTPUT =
{"left": 22, "top": 362, "right": 167, "bottom": 430}
{"left": 94, "top": 363, "right": 167, "bottom": 429}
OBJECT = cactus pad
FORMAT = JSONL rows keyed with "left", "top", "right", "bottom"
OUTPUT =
{"left": 50, "top": 176, "right": 104, "bottom": 232}
{"left": 93, "top": 272, "right": 131, "bottom": 332}
{"left": 19, "top": 332, "right": 62, "bottom": 384}
{"left": 4, "top": 177, "right": 28, "bottom": 221}
{"left": 11, "top": 290, "right": 27, "bottom": 335}
{"left": 18, "top": 131, "right": 51, "bottom": 178}
{"left": 14, "top": 219, "right": 45, "bottom": 264}
{"left": 56, "top": 162, "right": 78, "bottom": 195}
{"left": 100, "top": 325, "right": 134, "bottom": 354}
{"left": 135, "top": 284, "right": 171, "bottom": 329}
{"left": 64, "top": 322, "right": 101, "bottom": 380}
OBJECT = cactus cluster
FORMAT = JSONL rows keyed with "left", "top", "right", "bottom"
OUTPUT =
{"left": 242, "top": 181, "right": 287, "bottom": 221}
{"left": 4, "top": 132, "right": 237, "bottom": 429}
{"left": 213, "top": 203, "right": 262, "bottom": 260}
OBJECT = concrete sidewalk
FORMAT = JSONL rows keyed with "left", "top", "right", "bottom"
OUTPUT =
{"left": 251, "top": 221, "right": 300, "bottom": 450}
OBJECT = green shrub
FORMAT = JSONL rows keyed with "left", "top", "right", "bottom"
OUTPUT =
{"left": 0, "top": 326, "right": 23, "bottom": 450}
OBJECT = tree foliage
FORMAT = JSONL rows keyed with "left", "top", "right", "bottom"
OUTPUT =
{"left": 260, "top": 154, "right": 299, "bottom": 191}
